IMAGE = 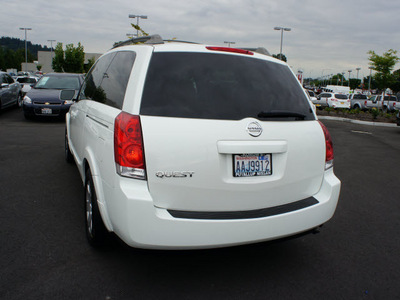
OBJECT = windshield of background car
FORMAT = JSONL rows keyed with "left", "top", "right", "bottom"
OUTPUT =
{"left": 140, "top": 52, "right": 315, "bottom": 121}
{"left": 35, "top": 75, "right": 80, "bottom": 90}
{"left": 335, "top": 94, "right": 348, "bottom": 99}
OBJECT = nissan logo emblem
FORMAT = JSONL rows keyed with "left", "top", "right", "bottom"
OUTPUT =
{"left": 247, "top": 121, "right": 263, "bottom": 137}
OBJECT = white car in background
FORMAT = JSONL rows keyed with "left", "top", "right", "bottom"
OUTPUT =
{"left": 318, "top": 92, "right": 350, "bottom": 109}
{"left": 64, "top": 35, "right": 341, "bottom": 250}
{"left": 15, "top": 76, "right": 38, "bottom": 95}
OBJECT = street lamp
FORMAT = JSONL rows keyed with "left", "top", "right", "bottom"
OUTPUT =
{"left": 224, "top": 41, "right": 235, "bottom": 47}
{"left": 47, "top": 39, "right": 56, "bottom": 61}
{"left": 348, "top": 70, "right": 352, "bottom": 88}
{"left": 128, "top": 14, "right": 148, "bottom": 38}
{"left": 19, "top": 27, "right": 32, "bottom": 72}
{"left": 368, "top": 67, "right": 373, "bottom": 92}
{"left": 341, "top": 72, "right": 345, "bottom": 86}
{"left": 356, "top": 67, "right": 361, "bottom": 89}
{"left": 274, "top": 26, "right": 291, "bottom": 60}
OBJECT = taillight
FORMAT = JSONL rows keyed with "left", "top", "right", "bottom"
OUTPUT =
{"left": 318, "top": 121, "right": 334, "bottom": 170}
{"left": 206, "top": 46, "right": 254, "bottom": 55}
{"left": 365, "top": 100, "right": 367, "bottom": 105}
{"left": 114, "top": 112, "right": 146, "bottom": 180}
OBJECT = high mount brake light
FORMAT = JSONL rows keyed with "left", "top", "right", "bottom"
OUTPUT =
{"left": 318, "top": 121, "right": 334, "bottom": 170}
{"left": 206, "top": 46, "right": 254, "bottom": 55}
{"left": 114, "top": 112, "right": 146, "bottom": 180}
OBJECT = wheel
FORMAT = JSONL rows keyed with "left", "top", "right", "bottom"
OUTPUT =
{"left": 17, "top": 93, "right": 23, "bottom": 108}
{"left": 85, "top": 169, "right": 108, "bottom": 247}
{"left": 65, "top": 128, "right": 74, "bottom": 164}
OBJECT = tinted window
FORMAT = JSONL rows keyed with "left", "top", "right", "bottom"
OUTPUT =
{"left": 79, "top": 51, "right": 135, "bottom": 109}
{"left": 17, "top": 77, "right": 37, "bottom": 84}
{"left": 5, "top": 74, "right": 14, "bottom": 84}
{"left": 100, "top": 51, "right": 136, "bottom": 109}
{"left": 335, "top": 94, "right": 348, "bottom": 99}
{"left": 140, "top": 53, "right": 314, "bottom": 121}
{"left": 79, "top": 52, "right": 116, "bottom": 103}
{"left": 353, "top": 94, "right": 367, "bottom": 99}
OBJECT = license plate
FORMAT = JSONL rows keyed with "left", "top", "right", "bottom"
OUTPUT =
{"left": 340, "top": 102, "right": 344, "bottom": 105}
{"left": 233, "top": 154, "right": 272, "bottom": 177}
{"left": 41, "top": 108, "right": 52, "bottom": 114}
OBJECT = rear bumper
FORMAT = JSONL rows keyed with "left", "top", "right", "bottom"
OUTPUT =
{"left": 104, "top": 169, "right": 340, "bottom": 250}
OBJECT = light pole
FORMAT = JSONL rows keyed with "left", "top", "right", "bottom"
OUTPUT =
{"left": 274, "top": 26, "right": 291, "bottom": 60}
{"left": 341, "top": 72, "right": 345, "bottom": 86}
{"left": 47, "top": 39, "right": 56, "bottom": 61}
{"left": 19, "top": 27, "right": 32, "bottom": 72}
{"left": 224, "top": 41, "right": 235, "bottom": 47}
{"left": 368, "top": 67, "right": 373, "bottom": 93}
{"left": 128, "top": 15, "right": 148, "bottom": 37}
{"left": 356, "top": 67, "right": 361, "bottom": 89}
{"left": 348, "top": 70, "right": 352, "bottom": 88}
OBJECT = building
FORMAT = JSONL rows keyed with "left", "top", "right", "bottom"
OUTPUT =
{"left": 21, "top": 51, "right": 102, "bottom": 74}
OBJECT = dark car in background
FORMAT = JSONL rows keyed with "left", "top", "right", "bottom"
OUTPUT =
{"left": 23, "top": 73, "right": 84, "bottom": 120}
{"left": 0, "top": 71, "right": 23, "bottom": 111}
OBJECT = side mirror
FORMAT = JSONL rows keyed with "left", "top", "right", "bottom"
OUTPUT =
{"left": 60, "top": 89, "right": 76, "bottom": 101}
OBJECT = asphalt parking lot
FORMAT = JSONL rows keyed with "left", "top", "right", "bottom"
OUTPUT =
{"left": 1, "top": 106, "right": 399, "bottom": 299}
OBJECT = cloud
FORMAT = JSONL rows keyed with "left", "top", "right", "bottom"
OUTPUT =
{"left": 1, "top": 0, "right": 399, "bottom": 78}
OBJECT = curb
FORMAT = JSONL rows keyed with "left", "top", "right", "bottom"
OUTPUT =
{"left": 318, "top": 116, "right": 398, "bottom": 128}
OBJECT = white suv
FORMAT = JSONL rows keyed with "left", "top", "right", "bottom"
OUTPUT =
{"left": 65, "top": 35, "right": 341, "bottom": 249}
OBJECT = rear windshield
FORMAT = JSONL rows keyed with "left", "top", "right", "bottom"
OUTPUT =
{"left": 335, "top": 94, "right": 348, "bottom": 99}
{"left": 384, "top": 96, "right": 397, "bottom": 101}
{"left": 352, "top": 94, "right": 367, "bottom": 99}
{"left": 17, "top": 77, "right": 37, "bottom": 84}
{"left": 140, "top": 52, "right": 314, "bottom": 121}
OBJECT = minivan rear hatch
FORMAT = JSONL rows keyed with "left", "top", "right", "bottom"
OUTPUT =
{"left": 139, "top": 50, "right": 325, "bottom": 212}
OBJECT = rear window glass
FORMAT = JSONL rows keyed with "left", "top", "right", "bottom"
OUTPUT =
{"left": 352, "top": 94, "right": 367, "bottom": 99}
{"left": 384, "top": 96, "right": 397, "bottom": 101}
{"left": 335, "top": 94, "right": 348, "bottom": 99}
{"left": 140, "top": 52, "right": 314, "bottom": 121}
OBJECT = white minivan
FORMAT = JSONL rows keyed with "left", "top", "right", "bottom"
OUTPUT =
{"left": 65, "top": 35, "right": 341, "bottom": 249}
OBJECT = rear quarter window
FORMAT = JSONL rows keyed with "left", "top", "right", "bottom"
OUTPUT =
{"left": 79, "top": 51, "right": 136, "bottom": 109}
{"left": 140, "top": 52, "right": 314, "bottom": 121}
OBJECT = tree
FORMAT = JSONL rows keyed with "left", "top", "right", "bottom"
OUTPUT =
{"left": 64, "top": 42, "right": 85, "bottom": 73}
{"left": 368, "top": 49, "right": 399, "bottom": 90}
{"left": 272, "top": 53, "right": 287, "bottom": 62}
{"left": 52, "top": 43, "right": 64, "bottom": 72}
{"left": 84, "top": 56, "right": 96, "bottom": 73}
{"left": 52, "top": 42, "right": 85, "bottom": 73}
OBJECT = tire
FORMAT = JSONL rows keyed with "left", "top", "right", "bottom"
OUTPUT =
{"left": 17, "top": 93, "right": 23, "bottom": 108}
{"left": 85, "top": 169, "right": 108, "bottom": 247}
{"left": 65, "top": 128, "right": 74, "bottom": 164}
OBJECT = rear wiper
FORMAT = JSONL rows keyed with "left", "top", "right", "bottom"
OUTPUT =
{"left": 257, "top": 110, "right": 307, "bottom": 120}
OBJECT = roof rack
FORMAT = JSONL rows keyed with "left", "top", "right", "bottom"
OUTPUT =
{"left": 163, "top": 39, "right": 199, "bottom": 45}
{"left": 113, "top": 34, "right": 164, "bottom": 48}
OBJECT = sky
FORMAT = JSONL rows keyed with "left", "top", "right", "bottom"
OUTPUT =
{"left": 1, "top": 0, "right": 400, "bottom": 79}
